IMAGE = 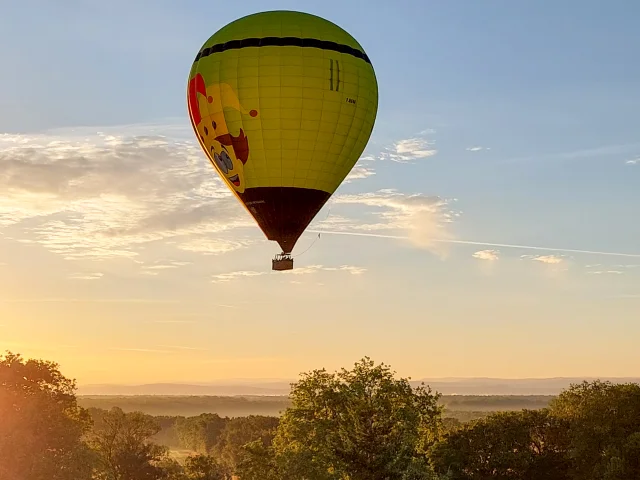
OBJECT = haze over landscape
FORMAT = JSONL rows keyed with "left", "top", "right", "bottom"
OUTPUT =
{"left": 2, "top": 0, "right": 639, "bottom": 387}
{"left": 77, "top": 377, "right": 640, "bottom": 396}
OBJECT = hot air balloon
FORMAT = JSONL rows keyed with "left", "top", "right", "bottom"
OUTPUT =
{"left": 187, "top": 10, "right": 378, "bottom": 270}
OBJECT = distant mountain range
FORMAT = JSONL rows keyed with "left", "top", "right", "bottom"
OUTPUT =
{"left": 77, "top": 377, "right": 640, "bottom": 396}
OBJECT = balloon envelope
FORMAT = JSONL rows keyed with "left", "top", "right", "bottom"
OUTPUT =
{"left": 187, "top": 10, "right": 378, "bottom": 255}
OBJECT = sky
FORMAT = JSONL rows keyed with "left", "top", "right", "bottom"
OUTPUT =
{"left": 1, "top": 0, "right": 639, "bottom": 385}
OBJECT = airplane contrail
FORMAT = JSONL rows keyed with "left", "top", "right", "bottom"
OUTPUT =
{"left": 306, "top": 229, "right": 640, "bottom": 259}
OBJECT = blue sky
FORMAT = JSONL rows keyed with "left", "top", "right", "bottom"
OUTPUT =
{"left": 1, "top": 1, "right": 639, "bottom": 384}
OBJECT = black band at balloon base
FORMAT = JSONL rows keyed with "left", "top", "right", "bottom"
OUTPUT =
{"left": 240, "top": 186, "right": 331, "bottom": 254}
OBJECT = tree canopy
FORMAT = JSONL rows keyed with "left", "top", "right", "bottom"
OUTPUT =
{"left": 549, "top": 380, "right": 640, "bottom": 480}
{"left": 0, "top": 351, "right": 94, "bottom": 480}
{"left": 3, "top": 351, "right": 640, "bottom": 480}
{"left": 238, "top": 357, "right": 443, "bottom": 479}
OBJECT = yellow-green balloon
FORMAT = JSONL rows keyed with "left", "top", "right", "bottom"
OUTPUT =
{"left": 187, "top": 10, "right": 378, "bottom": 268}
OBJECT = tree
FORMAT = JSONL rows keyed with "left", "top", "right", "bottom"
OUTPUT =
{"left": 175, "top": 413, "right": 228, "bottom": 454}
{"left": 549, "top": 380, "right": 640, "bottom": 480}
{"left": 212, "top": 415, "right": 279, "bottom": 473}
{"left": 156, "top": 457, "right": 188, "bottom": 480}
{"left": 441, "top": 417, "right": 462, "bottom": 434}
{"left": 87, "top": 406, "right": 169, "bottom": 480}
{"left": 0, "top": 351, "right": 95, "bottom": 480}
{"left": 428, "top": 409, "right": 569, "bottom": 480}
{"left": 183, "top": 454, "right": 230, "bottom": 480}
{"left": 235, "top": 439, "right": 281, "bottom": 480}
{"left": 261, "top": 357, "right": 443, "bottom": 479}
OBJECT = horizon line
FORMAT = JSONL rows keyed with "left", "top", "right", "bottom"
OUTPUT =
{"left": 77, "top": 375, "right": 640, "bottom": 387}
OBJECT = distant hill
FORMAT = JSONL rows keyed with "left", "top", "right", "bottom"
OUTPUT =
{"left": 415, "top": 377, "right": 640, "bottom": 395}
{"left": 77, "top": 377, "right": 640, "bottom": 396}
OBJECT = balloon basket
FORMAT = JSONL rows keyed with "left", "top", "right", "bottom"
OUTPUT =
{"left": 272, "top": 253, "right": 294, "bottom": 271}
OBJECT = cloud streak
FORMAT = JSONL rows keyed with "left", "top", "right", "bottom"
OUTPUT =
{"left": 504, "top": 143, "right": 640, "bottom": 165}
{"left": 110, "top": 347, "right": 174, "bottom": 354}
{"left": 307, "top": 229, "right": 640, "bottom": 259}
{"left": 157, "top": 345, "right": 208, "bottom": 351}
{"left": 146, "top": 320, "right": 199, "bottom": 324}
{"left": 0, "top": 297, "right": 179, "bottom": 304}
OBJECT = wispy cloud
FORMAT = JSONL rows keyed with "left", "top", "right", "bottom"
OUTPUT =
{"left": 157, "top": 345, "right": 207, "bottom": 351}
{"left": 175, "top": 238, "right": 256, "bottom": 256}
{"left": 345, "top": 165, "right": 376, "bottom": 183}
{"left": 0, "top": 125, "right": 449, "bottom": 269}
{"left": 140, "top": 260, "right": 191, "bottom": 275}
{"left": 69, "top": 272, "right": 104, "bottom": 280}
{"left": 0, "top": 342, "right": 79, "bottom": 352}
{"left": 202, "top": 356, "right": 286, "bottom": 365}
{"left": 626, "top": 158, "right": 639, "bottom": 165}
{"left": 314, "top": 189, "right": 458, "bottom": 255}
{"left": 211, "top": 270, "right": 267, "bottom": 283}
{"left": 524, "top": 254, "right": 565, "bottom": 265}
{"left": 378, "top": 131, "right": 437, "bottom": 163}
{"left": 466, "top": 146, "right": 490, "bottom": 152}
{"left": 0, "top": 125, "right": 252, "bottom": 261}
{"left": 287, "top": 265, "right": 366, "bottom": 275}
{"left": 146, "top": 320, "right": 199, "bottom": 324}
{"left": 587, "top": 270, "right": 624, "bottom": 275}
{"left": 473, "top": 250, "right": 500, "bottom": 261}
{"left": 110, "top": 347, "right": 174, "bottom": 354}
{"left": 211, "top": 264, "right": 366, "bottom": 283}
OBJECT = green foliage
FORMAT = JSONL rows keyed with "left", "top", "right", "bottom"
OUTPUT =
{"left": 212, "top": 415, "right": 279, "bottom": 473}
{"left": 428, "top": 409, "right": 570, "bottom": 479}
{"left": 249, "top": 357, "right": 444, "bottom": 479}
{"left": 174, "top": 413, "right": 228, "bottom": 454}
{"left": 0, "top": 351, "right": 94, "bottom": 480}
{"left": 440, "top": 395, "right": 552, "bottom": 412}
{"left": 549, "top": 380, "right": 640, "bottom": 480}
{"left": 440, "top": 417, "right": 462, "bottom": 434}
{"left": 156, "top": 457, "right": 188, "bottom": 480}
{"left": 87, "top": 406, "right": 169, "bottom": 480}
{"left": 183, "top": 454, "right": 230, "bottom": 480}
{"left": 152, "top": 416, "right": 185, "bottom": 448}
{"left": 5, "top": 350, "right": 640, "bottom": 480}
{"left": 235, "top": 439, "right": 281, "bottom": 480}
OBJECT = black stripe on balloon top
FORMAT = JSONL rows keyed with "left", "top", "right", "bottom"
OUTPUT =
{"left": 194, "top": 36, "right": 372, "bottom": 65}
